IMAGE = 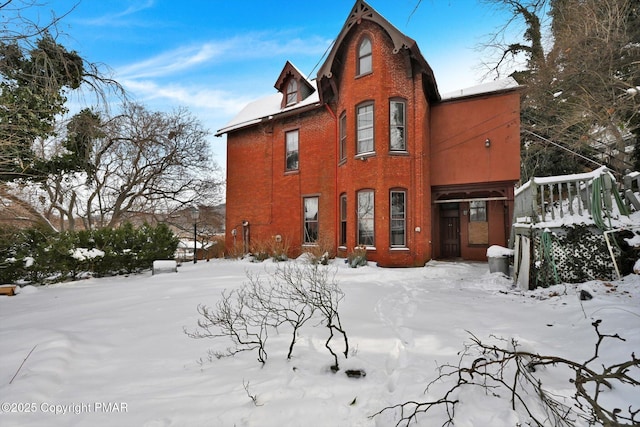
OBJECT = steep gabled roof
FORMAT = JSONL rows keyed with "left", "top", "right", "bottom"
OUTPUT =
{"left": 316, "top": 0, "right": 440, "bottom": 103}
{"left": 274, "top": 61, "right": 314, "bottom": 94}
{"left": 215, "top": 80, "right": 321, "bottom": 136}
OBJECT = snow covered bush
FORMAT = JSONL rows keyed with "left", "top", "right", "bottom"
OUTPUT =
{"left": 348, "top": 246, "right": 368, "bottom": 268}
{"left": 303, "top": 233, "right": 335, "bottom": 265}
{"left": 0, "top": 223, "right": 179, "bottom": 285}
{"left": 186, "top": 262, "right": 350, "bottom": 371}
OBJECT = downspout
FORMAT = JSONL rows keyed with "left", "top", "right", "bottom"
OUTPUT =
{"left": 324, "top": 103, "right": 339, "bottom": 251}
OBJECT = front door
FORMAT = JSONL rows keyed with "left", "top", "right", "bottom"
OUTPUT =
{"left": 440, "top": 203, "right": 460, "bottom": 258}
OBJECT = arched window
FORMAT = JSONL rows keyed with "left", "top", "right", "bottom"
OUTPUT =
{"left": 286, "top": 79, "right": 298, "bottom": 105}
{"left": 357, "top": 37, "right": 372, "bottom": 75}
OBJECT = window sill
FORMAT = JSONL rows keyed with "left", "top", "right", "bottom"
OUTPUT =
{"left": 355, "top": 71, "right": 373, "bottom": 79}
{"left": 390, "top": 247, "right": 410, "bottom": 251}
{"left": 355, "top": 152, "right": 376, "bottom": 161}
{"left": 284, "top": 170, "right": 299, "bottom": 176}
{"left": 389, "top": 150, "right": 409, "bottom": 156}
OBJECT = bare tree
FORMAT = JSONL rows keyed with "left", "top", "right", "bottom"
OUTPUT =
{"left": 477, "top": 0, "right": 639, "bottom": 179}
{"left": 19, "top": 102, "right": 221, "bottom": 230}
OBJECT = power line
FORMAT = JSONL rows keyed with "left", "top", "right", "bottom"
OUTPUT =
{"left": 523, "top": 129, "right": 604, "bottom": 168}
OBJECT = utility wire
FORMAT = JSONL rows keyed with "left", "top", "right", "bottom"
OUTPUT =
{"left": 523, "top": 129, "right": 604, "bottom": 169}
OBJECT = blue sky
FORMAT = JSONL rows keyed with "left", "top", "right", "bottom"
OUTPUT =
{"left": 26, "top": 0, "right": 519, "bottom": 170}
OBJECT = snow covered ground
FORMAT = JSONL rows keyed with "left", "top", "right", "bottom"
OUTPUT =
{"left": 0, "top": 258, "right": 638, "bottom": 426}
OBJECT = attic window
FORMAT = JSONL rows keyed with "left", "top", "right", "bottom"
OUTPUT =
{"left": 357, "top": 37, "right": 372, "bottom": 76}
{"left": 286, "top": 79, "right": 298, "bottom": 105}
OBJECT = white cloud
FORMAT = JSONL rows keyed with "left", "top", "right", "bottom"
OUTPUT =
{"left": 119, "top": 78, "right": 259, "bottom": 127}
{"left": 117, "top": 43, "right": 225, "bottom": 79}
{"left": 80, "top": 0, "right": 156, "bottom": 27}
{"left": 116, "top": 33, "right": 332, "bottom": 80}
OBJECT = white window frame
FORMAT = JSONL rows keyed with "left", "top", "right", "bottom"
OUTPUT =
{"left": 358, "top": 37, "right": 372, "bottom": 75}
{"left": 339, "top": 112, "right": 347, "bottom": 162}
{"left": 303, "top": 196, "right": 319, "bottom": 244}
{"left": 285, "top": 130, "right": 299, "bottom": 171}
{"left": 356, "top": 103, "right": 374, "bottom": 155}
{"left": 286, "top": 79, "right": 298, "bottom": 105}
{"left": 357, "top": 190, "right": 375, "bottom": 247}
{"left": 390, "top": 190, "right": 406, "bottom": 247}
{"left": 390, "top": 99, "right": 406, "bottom": 151}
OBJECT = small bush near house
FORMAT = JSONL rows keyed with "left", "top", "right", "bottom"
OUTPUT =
{"left": 303, "top": 234, "right": 335, "bottom": 265}
{"left": 248, "top": 235, "right": 290, "bottom": 262}
{"left": 347, "top": 246, "right": 368, "bottom": 268}
{"left": 207, "top": 235, "right": 226, "bottom": 259}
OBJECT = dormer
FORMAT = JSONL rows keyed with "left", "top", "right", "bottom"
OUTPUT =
{"left": 275, "top": 61, "right": 315, "bottom": 109}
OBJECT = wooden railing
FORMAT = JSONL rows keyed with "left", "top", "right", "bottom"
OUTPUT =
{"left": 514, "top": 166, "right": 615, "bottom": 224}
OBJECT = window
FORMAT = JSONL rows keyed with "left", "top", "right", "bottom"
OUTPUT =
{"left": 358, "top": 37, "right": 372, "bottom": 75}
{"left": 303, "top": 197, "right": 319, "bottom": 244}
{"left": 390, "top": 190, "right": 406, "bottom": 247}
{"left": 285, "top": 130, "right": 299, "bottom": 171}
{"left": 340, "top": 194, "right": 347, "bottom": 246}
{"left": 390, "top": 100, "right": 406, "bottom": 151}
{"left": 286, "top": 79, "right": 298, "bottom": 105}
{"left": 357, "top": 103, "right": 374, "bottom": 154}
{"left": 468, "top": 200, "right": 488, "bottom": 245}
{"left": 357, "top": 190, "right": 374, "bottom": 246}
{"left": 339, "top": 112, "right": 347, "bottom": 162}
{"left": 469, "top": 201, "right": 487, "bottom": 222}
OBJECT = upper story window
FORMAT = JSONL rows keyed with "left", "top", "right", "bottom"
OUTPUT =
{"left": 390, "top": 100, "right": 406, "bottom": 151}
{"left": 356, "top": 103, "right": 374, "bottom": 155}
{"left": 357, "top": 37, "right": 372, "bottom": 76}
{"left": 339, "top": 112, "right": 347, "bottom": 162}
{"left": 286, "top": 79, "right": 298, "bottom": 105}
{"left": 285, "top": 130, "right": 299, "bottom": 171}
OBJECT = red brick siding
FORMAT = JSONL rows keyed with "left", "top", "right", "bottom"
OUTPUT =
{"left": 430, "top": 92, "right": 521, "bottom": 186}
{"left": 225, "top": 17, "right": 520, "bottom": 267}
{"left": 225, "top": 108, "right": 336, "bottom": 256}
{"left": 330, "top": 20, "right": 432, "bottom": 266}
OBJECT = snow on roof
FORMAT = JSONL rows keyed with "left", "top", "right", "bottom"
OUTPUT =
{"left": 216, "top": 76, "right": 521, "bottom": 136}
{"left": 216, "top": 80, "right": 321, "bottom": 136}
{"left": 440, "top": 77, "right": 521, "bottom": 101}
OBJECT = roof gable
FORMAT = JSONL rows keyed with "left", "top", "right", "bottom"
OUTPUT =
{"left": 316, "top": 0, "right": 440, "bottom": 103}
{"left": 274, "top": 61, "right": 312, "bottom": 93}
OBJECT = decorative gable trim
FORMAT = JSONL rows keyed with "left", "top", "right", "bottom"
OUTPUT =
{"left": 275, "top": 61, "right": 316, "bottom": 108}
{"left": 316, "top": 0, "right": 440, "bottom": 104}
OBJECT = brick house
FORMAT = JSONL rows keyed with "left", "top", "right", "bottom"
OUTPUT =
{"left": 216, "top": 0, "right": 522, "bottom": 266}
